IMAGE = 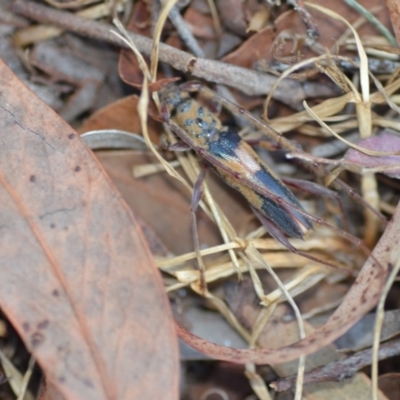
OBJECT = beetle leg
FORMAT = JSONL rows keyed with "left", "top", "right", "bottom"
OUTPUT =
{"left": 160, "top": 97, "right": 171, "bottom": 123}
{"left": 244, "top": 138, "right": 279, "bottom": 150}
{"left": 161, "top": 138, "right": 192, "bottom": 152}
{"left": 178, "top": 81, "right": 203, "bottom": 92}
{"left": 252, "top": 207, "right": 353, "bottom": 272}
{"left": 191, "top": 164, "right": 208, "bottom": 294}
{"left": 335, "top": 179, "right": 387, "bottom": 224}
{"left": 282, "top": 177, "right": 350, "bottom": 233}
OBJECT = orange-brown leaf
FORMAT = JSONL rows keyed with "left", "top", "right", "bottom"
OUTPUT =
{"left": 0, "top": 60, "right": 179, "bottom": 399}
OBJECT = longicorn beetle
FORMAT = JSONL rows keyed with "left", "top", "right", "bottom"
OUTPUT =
{"left": 159, "top": 82, "right": 382, "bottom": 289}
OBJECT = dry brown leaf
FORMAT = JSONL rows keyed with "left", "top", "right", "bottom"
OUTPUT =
{"left": 344, "top": 130, "right": 400, "bottom": 178}
{"left": 184, "top": 7, "right": 215, "bottom": 40}
{"left": 0, "top": 60, "right": 179, "bottom": 399}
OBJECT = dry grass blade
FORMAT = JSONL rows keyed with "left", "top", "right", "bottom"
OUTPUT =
{"left": 303, "top": 101, "right": 400, "bottom": 156}
{"left": 43, "top": 0, "right": 98, "bottom": 9}
{"left": 0, "top": 349, "right": 32, "bottom": 400}
{"left": 246, "top": 246, "right": 306, "bottom": 400}
{"left": 150, "top": 0, "right": 178, "bottom": 80}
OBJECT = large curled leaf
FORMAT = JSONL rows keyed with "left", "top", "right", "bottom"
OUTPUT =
{"left": 0, "top": 60, "right": 179, "bottom": 399}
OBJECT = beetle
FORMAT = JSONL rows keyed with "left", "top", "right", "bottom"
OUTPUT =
{"left": 161, "top": 85, "right": 312, "bottom": 234}
{"left": 158, "top": 82, "right": 379, "bottom": 287}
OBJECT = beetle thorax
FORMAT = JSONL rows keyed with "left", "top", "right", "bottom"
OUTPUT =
{"left": 168, "top": 91, "right": 224, "bottom": 146}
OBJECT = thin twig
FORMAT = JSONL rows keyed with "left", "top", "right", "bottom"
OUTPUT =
{"left": 12, "top": 0, "right": 338, "bottom": 107}
{"left": 166, "top": 3, "right": 205, "bottom": 58}
{"left": 270, "top": 338, "right": 400, "bottom": 392}
{"left": 287, "top": 0, "right": 319, "bottom": 41}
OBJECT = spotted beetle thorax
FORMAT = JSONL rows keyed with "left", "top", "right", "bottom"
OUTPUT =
{"left": 165, "top": 89, "right": 224, "bottom": 145}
